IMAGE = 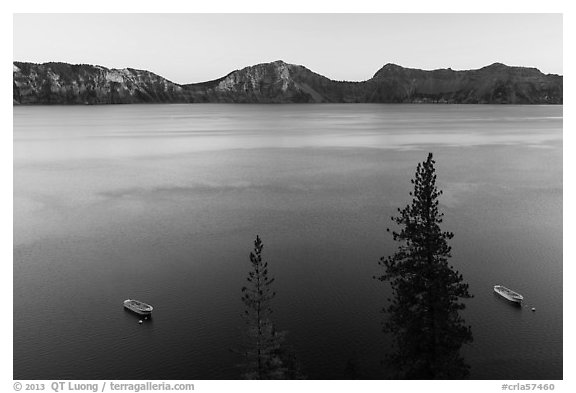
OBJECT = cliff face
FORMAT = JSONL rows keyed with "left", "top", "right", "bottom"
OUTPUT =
{"left": 185, "top": 60, "right": 562, "bottom": 104}
{"left": 13, "top": 62, "right": 192, "bottom": 104}
{"left": 183, "top": 61, "right": 337, "bottom": 103}
{"left": 13, "top": 61, "right": 563, "bottom": 105}
{"left": 368, "top": 63, "right": 563, "bottom": 104}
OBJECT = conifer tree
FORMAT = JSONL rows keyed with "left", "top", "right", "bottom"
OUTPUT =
{"left": 240, "top": 235, "right": 288, "bottom": 379}
{"left": 376, "top": 153, "right": 473, "bottom": 379}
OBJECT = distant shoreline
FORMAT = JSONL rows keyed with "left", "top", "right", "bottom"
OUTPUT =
{"left": 12, "top": 102, "right": 564, "bottom": 107}
{"left": 13, "top": 60, "right": 563, "bottom": 105}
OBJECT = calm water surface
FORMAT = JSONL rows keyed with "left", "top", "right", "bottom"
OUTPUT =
{"left": 13, "top": 104, "right": 562, "bottom": 379}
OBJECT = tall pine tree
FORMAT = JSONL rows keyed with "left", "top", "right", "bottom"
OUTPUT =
{"left": 240, "top": 235, "right": 288, "bottom": 379}
{"left": 376, "top": 153, "right": 473, "bottom": 379}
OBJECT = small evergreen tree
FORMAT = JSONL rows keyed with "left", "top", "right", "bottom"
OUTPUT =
{"left": 240, "top": 235, "right": 288, "bottom": 379}
{"left": 376, "top": 153, "right": 473, "bottom": 379}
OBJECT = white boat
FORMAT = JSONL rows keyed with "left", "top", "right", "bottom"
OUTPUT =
{"left": 123, "top": 299, "right": 153, "bottom": 315}
{"left": 494, "top": 285, "right": 523, "bottom": 303}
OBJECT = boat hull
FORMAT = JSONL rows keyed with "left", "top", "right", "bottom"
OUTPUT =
{"left": 123, "top": 299, "right": 153, "bottom": 316}
{"left": 124, "top": 306, "right": 152, "bottom": 316}
{"left": 494, "top": 285, "right": 523, "bottom": 303}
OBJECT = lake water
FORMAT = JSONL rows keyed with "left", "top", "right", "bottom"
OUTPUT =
{"left": 13, "top": 104, "right": 562, "bottom": 379}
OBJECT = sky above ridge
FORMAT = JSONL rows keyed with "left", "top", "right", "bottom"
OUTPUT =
{"left": 13, "top": 14, "right": 563, "bottom": 84}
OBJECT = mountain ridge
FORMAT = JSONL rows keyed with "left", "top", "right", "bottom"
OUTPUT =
{"left": 13, "top": 60, "right": 562, "bottom": 105}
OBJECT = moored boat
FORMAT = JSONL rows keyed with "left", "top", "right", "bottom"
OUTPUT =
{"left": 123, "top": 299, "right": 153, "bottom": 315}
{"left": 494, "top": 285, "right": 523, "bottom": 303}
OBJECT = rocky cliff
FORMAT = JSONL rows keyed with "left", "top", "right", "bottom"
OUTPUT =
{"left": 13, "top": 62, "right": 191, "bottom": 104}
{"left": 13, "top": 60, "right": 562, "bottom": 105}
{"left": 368, "top": 62, "right": 563, "bottom": 104}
